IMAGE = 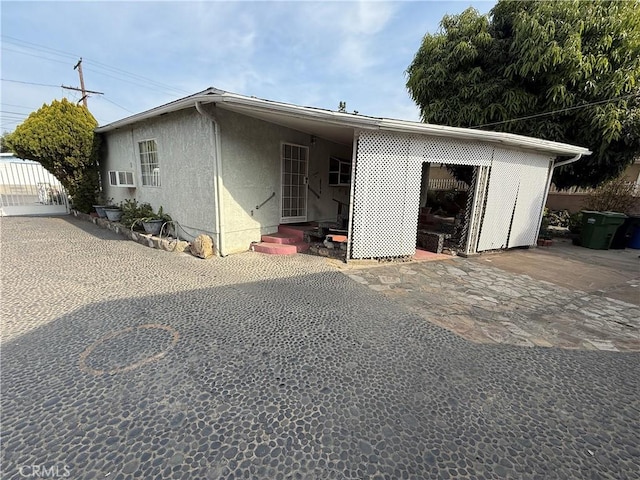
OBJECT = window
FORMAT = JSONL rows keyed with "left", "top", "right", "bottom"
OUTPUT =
{"left": 329, "top": 156, "right": 351, "bottom": 186}
{"left": 108, "top": 170, "right": 135, "bottom": 187}
{"left": 138, "top": 139, "right": 160, "bottom": 187}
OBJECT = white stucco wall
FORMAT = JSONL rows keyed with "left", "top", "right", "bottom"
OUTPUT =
{"left": 100, "top": 108, "right": 217, "bottom": 241}
{"left": 211, "top": 107, "right": 352, "bottom": 254}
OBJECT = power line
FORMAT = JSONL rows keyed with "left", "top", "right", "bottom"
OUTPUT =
{"left": 1, "top": 35, "right": 78, "bottom": 61}
{"left": 2, "top": 35, "right": 191, "bottom": 96}
{"left": 1, "top": 47, "right": 74, "bottom": 66}
{"left": 471, "top": 92, "right": 639, "bottom": 129}
{"left": 0, "top": 111, "right": 29, "bottom": 116}
{"left": 1, "top": 78, "right": 60, "bottom": 88}
{"left": 0, "top": 103, "right": 38, "bottom": 110}
{"left": 82, "top": 67, "right": 186, "bottom": 97}
{"left": 4, "top": 43, "right": 188, "bottom": 97}
{"left": 97, "top": 96, "right": 135, "bottom": 114}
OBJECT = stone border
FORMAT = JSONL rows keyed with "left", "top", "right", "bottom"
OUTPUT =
{"left": 71, "top": 210, "right": 191, "bottom": 254}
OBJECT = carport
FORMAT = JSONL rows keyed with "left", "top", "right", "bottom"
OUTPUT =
{"left": 346, "top": 126, "right": 590, "bottom": 260}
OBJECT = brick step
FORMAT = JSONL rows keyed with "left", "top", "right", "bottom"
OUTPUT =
{"left": 251, "top": 242, "right": 310, "bottom": 255}
{"left": 261, "top": 233, "right": 299, "bottom": 244}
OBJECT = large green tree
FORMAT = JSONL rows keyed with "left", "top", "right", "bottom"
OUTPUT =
{"left": 406, "top": 0, "right": 640, "bottom": 189}
{"left": 6, "top": 99, "right": 100, "bottom": 212}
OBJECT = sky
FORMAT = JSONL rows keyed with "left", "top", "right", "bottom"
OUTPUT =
{"left": 1, "top": 0, "right": 495, "bottom": 132}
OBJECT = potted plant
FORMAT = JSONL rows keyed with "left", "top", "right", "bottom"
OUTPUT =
{"left": 92, "top": 195, "right": 113, "bottom": 218}
{"left": 104, "top": 203, "right": 123, "bottom": 222}
{"left": 120, "top": 199, "right": 153, "bottom": 230}
{"left": 140, "top": 206, "right": 172, "bottom": 236}
{"left": 537, "top": 208, "right": 553, "bottom": 246}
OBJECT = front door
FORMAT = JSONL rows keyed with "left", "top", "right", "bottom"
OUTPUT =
{"left": 280, "top": 143, "right": 308, "bottom": 223}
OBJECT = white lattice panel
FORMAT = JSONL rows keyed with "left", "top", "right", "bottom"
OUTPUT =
{"left": 508, "top": 156, "right": 552, "bottom": 248}
{"left": 350, "top": 131, "right": 494, "bottom": 259}
{"left": 477, "top": 149, "right": 552, "bottom": 252}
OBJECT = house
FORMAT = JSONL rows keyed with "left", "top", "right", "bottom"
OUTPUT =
{"left": 96, "top": 88, "right": 590, "bottom": 259}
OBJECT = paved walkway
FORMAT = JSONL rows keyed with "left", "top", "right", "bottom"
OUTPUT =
{"left": 1, "top": 217, "right": 639, "bottom": 479}
{"left": 345, "top": 256, "right": 640, "bottom": 351}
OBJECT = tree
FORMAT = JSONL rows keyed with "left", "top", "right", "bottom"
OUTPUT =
{"left": 1, "top": 131, "right": 12, "bottom": 153}
{"left": 6, "top": 99, "right": 100, "bottom": 212}
{"left": 406, "top": 0, "right": 640, "bottom": 189}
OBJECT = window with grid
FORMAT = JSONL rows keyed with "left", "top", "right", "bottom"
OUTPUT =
{"left": 329, "top": 156, "right": 351, "bottom": 186}
{"left": 138, "top": 140, "right": 160, "bottom": 187}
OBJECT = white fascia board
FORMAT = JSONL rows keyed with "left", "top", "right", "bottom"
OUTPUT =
{"left": 378, "top": 119, "right": 591, "bottom": 157}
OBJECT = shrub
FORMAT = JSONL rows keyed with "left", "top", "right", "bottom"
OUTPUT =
{"left": 120, "top": 199, "right": 153, "bottom": 228}
{"left": 568, "top": 212, "right": 583, "bottom": 234}
{"left": 584, "top": 177, "right": 638, "bottom": 214}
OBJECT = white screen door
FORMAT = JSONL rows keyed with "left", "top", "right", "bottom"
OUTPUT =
{"left": 281, "top": 143, "right": 308, "bottom": 223}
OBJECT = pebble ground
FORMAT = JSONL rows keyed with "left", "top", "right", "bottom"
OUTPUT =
{"left": 1, "top": 217, "right": 639, "bottom": 479}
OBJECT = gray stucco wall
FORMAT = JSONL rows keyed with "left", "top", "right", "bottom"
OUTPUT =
{"left": 101, "top": 105, "right": 352, "bottom": 255}
{"left": 210, "top": 107, "right": 352, "bottom": 254}
{"left": 100, "top": 108, "right": 217, "bottom": 241}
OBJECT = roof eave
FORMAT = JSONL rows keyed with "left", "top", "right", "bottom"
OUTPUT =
{"left": 95, "top": 91, "right": 591, "bottom": 158}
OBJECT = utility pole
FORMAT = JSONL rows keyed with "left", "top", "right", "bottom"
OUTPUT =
{"left": 61, "top": 58, "right": 103, "bottom": 107}
{"left": 74, "top": 58, "right": 87, "bottom": 107}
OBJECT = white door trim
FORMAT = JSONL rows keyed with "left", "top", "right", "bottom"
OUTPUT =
{"left": 280, "top": 142, "right": 309, "bottom": 224}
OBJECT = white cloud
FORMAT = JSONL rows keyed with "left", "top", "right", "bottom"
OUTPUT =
{"left": 1, "top": 0, "right": 496, "bottom": 127}
{"left": 345, "top": 0, "right": 397, "bottom": 35}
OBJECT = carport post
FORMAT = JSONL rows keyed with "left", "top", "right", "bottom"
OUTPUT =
{"left": 464, "top": 166, "right": 489, "bottom": 255}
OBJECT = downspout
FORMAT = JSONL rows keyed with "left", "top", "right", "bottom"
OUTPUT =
{"left": 345, "top": 130, "right": 359, "bottom": 262}
{"left": 195, "top": 101, "right": 226, "bottom": 256}
{"left": 536, "top": 153, "right": 583, "bottom": 239}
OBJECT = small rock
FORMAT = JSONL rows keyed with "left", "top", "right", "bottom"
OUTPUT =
{"left": 175, "top": 241, "right": 190, "bottom": 253}
{"left": 122, "top": 459, "right": 139, "bottom": 474}
{"left": 162, "top": 239, "right": 174, "bottom": 251}
{"left": 190, "top": 234, "right": 216, "bottom": 259}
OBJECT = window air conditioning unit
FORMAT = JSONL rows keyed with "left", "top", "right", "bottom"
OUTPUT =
{"left": 108, "top": 170, "right": 136, "bottom": 187}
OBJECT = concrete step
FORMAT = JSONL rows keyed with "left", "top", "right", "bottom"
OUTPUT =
{"left": 277, "top": 225, "right": 307, "bottom": 241}
{"left": 261, "top": 233, "right": 299, "bottom": 244}
{"left": 251, "top": 242, "right": 310, "bottom": 255}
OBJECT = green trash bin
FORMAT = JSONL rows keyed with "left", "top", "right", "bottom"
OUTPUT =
{"left": 580, "top": 211, "right": 627, "bottom": 249}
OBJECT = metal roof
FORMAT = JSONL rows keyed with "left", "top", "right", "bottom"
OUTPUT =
{"left": 96, "top": 88, "right": 591, "bottom": 157}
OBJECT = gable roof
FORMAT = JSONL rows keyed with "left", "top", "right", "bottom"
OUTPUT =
{"left": 96, "top": 87, "right": 591, "bottom": 157}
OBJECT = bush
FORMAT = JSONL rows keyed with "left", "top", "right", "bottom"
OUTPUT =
{"left": 539, "top": 208, "right": 551, "bottom": 239}
{"left": 426, "top": 190, "right": 467, "bottom": 216}
{"left": 568, "top": 212, "right": 583, "bottom": 234}
{"left": 584, "top": 177, "right": 638, "bottom": 214}
{"left": 120, "top": 199, "right": 153, "bottom": 228}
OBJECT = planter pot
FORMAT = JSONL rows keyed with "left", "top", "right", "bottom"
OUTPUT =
{"left": 104, "top": 208, "right": 123, "bottom": 222}
{"left": 142, "top": 219, "right": 164, "bottom": 236}
{"left": 93, "top": 205, "right": 108, "bottom": 218}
